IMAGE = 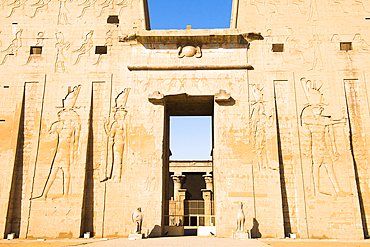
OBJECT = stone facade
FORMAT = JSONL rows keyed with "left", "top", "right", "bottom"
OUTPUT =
{"left": 0, "top": 0, "right": 369, "bottom": 240}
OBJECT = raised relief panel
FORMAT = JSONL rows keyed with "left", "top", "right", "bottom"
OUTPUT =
{"left": 343, "top": 78, "right": 370, "bottom": 231}
{"left": 273, "top": 78, "right": 307, "bottom": 238}
{"left": 0, "top": 78, "right": 45, "bottom": 239}
{"left": 247, "top": 76, "right": 284, "bottom": 238}
{"left": 26, "top": 80, "right": 92, "bottom": 238}
{"left": 295, "top": 76, "right": 363, "bottom": 239}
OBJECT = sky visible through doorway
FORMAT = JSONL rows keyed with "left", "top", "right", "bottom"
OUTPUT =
{"left": 147, "top": 0, "right": 232, "bottom": 160}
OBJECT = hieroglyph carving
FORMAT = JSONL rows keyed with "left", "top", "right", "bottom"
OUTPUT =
{"left": 73, "top": 30, "right": 94, "bottom": 65}
{"left": 0, "top": 29, "right": 22, "bottom": 65}
{"left": 55, "top": 31, "right": 70, "bottom": 72}
{"left": 308, "top": 34, "right": 323, "bottom": 70}
{"left": 31, "top": 85, "right": 82, "bottom": 200}
{"left": 353, "top": 34, "right": 370, "bottom": 52}
{"left": 300, "top": 78, "right": 346, "bottom": 196}
{"left": 58, "top": 0, "right": 71, "bottom": 25}
{"left": 102, "top": 88, "right": 130, "bottom": 183}
{"left": 30, "top": 0, "right": 51, "bottom": 18}
{"left": 6, "top": 0, "right": 27, "bottom": 18}
{"left": 78, "top": 0, "right": 97, "bottom": 18}
{"left": 25, "top": 31, "right": 44, "bottom": 65}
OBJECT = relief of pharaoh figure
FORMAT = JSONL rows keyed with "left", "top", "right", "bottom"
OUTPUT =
{"left": 31, "top": 85, "right": 81, "bottom": 200}
{"left": 300, "top": 78, "right": 346, "bottom": 196}
{"left": 101, "top": 88, "right": 130, "bottom": 183}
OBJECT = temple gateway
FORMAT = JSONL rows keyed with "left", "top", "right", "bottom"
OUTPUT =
{"left": 0, "top": 0, "right": 370, "bottom": 240}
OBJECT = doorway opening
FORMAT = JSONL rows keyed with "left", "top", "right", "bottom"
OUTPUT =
{"left": 163, "top": 94, "right": 215, "bottom": 237}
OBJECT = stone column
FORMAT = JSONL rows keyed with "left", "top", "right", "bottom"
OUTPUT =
{"left": 170, "top": 175, "right": 186, "bottom": 226}
{"left": 171, "top": 175, "right": 185, "bottom": 200}
{"left": 202, "top": 174, "right": 213, "bottom": 226}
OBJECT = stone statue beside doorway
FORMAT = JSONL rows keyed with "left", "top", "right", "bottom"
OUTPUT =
{"left": 132, "top": 207, "right": 143, "bottom": 234}
{"left": 236, "top": 202, "right": 245, "bottom": 232}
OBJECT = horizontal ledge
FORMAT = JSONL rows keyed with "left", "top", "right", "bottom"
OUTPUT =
{"left": 127, "top": 65, "right": 254, "bottom": 71}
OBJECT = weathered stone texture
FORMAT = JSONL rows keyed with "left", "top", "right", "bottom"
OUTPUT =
{"left": 0, "top": 0, "right": 369, "bottom": 240}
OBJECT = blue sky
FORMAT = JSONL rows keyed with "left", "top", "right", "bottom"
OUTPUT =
{"left": 147, "top": 0, "right": 233, "bottom": 160}
{"left": 147, "top": 0, "right": 233, "bottom": 30}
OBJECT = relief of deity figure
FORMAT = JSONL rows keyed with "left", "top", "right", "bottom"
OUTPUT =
{"left": 101, "top": 88, "right": 130, "bottom": 183}
{"left": 250, "top": 84, "right": 273, "bottom": 170}
{"left": 31, "top": 85, "right": 82, "bottom": 200}
{"left": 300, "top": 78, "right": 346, "bottom": 196}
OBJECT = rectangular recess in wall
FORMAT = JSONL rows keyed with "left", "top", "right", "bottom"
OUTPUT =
{"left": 30, "top": 46, "right": 42, "bottom": 55}
{"left": 4, "top": 85, "right": 9, "bottom": 88}
{"left": 272, "top": 43, "right": 284, "bottom": 52}
{"left": 107, "top": 15, "right": 119, "bottom": 24}
{"left": 95, "top": 46, "right": 107, "bottom": 54}
{"left": 340, "top": 42, "right": 352, "bottom": 51}
{"left": 0, "top": 120, "right": 5, "bottom": 122}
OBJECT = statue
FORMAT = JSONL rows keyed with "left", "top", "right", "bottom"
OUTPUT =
{"left": 236, "top": 202, "right": 245, "bottom": 232}
{"left": 132, "top": 207, "right": 143, "bottom": 234}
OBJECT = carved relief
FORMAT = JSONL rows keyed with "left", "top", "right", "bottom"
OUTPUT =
{"left": 250, "top": 0, "right": 264, "bottom": 16}
{"left": 354, "top": 0, "right": 370, "bottom": 13}
{"left": 94, "top": 30, "right": 113, "bottom": 65}
{"left": 78, "top": 0, "right": 97, "bottom": 18}
{"left": 117, "top": 0, "right": 132, "bottom": 15}
{"left": 249, "top": 84, "right": 274, "bottom": 170}
{"left": 97, "top": 0, "right": 115, "bottom": 17}
{"left": 353, "top": 34, "right": 370, "bottom": 52}
{"left": 25, "top": 31, "right": 44, "bottom": 65}
{"left": 31, "top": 85, "right": 82, "bottom": 200}
{"left": 73, "top": 30, "right": 94, "bottom": 65}
{"left": 300, "top": 78, "right": 346, "bottom": 196}
{"left": 0, "top": 29, "right": 22, "bottom": 65}
{"left": 178, "top": 45, "right": 202, "bottom": 58}
{"left": 331, "top": 0, "right": 348, "bottom": 13}
{"left": 58, "top": 0, "right": 71, "bottom": 25}
{"left": 54, "top": 31, "right": 70, "bottom": 73}
{"left": 30, "top": 0, "right": 51, "bottom": 18}
{"left": 102, "top": 88, "right": 130, "bottom": 183}
{"left": 308, "top": 34, "right": 323, "bottom": 70}
{"left": 6, "top": 0, "right": 27, "bottom": 18}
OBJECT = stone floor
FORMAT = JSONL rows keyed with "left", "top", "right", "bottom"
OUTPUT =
{"left": 0, "top": 237, "right": 370, "bottom": 247}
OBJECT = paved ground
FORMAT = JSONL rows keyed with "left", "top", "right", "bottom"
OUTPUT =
{"left": 0, "top": 237, "right": 269, "bottom": 247}
{"left": 1, "top": 237, "right": 370, "bottom": 247}
{"left": 261, "top": 239, "right": 370, "bottom": 247}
